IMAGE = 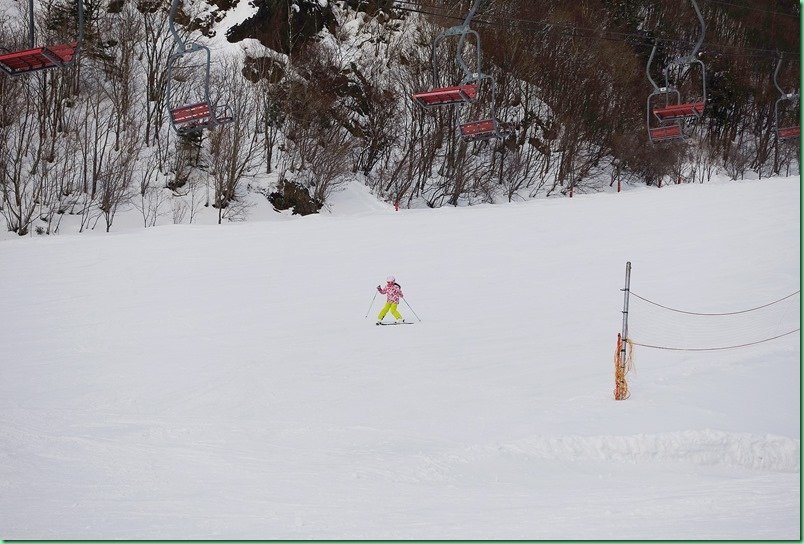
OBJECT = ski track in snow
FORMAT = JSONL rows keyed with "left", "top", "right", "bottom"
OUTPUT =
{"left": 0, "top": 177, "right": 799, "bottom": 539}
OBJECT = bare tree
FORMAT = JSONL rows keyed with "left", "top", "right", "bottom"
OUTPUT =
{"left": 138, "top": 0, "right": 173, "bottom": 147}
{"left": 132, "top": 154, "right": 168, "bottom": 227}
{"left": 0, "top": 76, "right": 49, "bottom": 235}
{"left": 97, "top": 126, "right": 141, "bottom": 232}
{"left": 93, "top": 1, "right": 145, "bottom": 151}
{"left": 206, "top": 57, "right": 262, "bottom": 224}
{"left": 277, "top": 75, "right": 356, "bottom": 208}
{"left": 256, "top": 79, "right": 285, "bottom": 174}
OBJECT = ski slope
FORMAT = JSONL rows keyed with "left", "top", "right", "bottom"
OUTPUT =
{"left": 0, "top": 177, "right": 800, "bottom": 539}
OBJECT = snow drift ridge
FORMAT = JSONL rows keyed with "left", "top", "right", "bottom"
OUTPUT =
{"left": 413, "top": 430, "right": 800, "bottom": 481}
{"left": 495, "top": 430, "right": 801, "bottom": 473}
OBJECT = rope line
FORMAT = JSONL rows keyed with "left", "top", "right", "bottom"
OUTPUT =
{"left": 629, "top": 290, "right": 800, "bottom": 316}
{"left": 632, "top": 328, "right": 800, "bottom": 351}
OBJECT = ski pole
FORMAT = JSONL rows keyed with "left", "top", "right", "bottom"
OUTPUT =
{"left": 402, "top": 298, "right": 422, "bottom": 322}
{"left": 364, "top": 290, "right": 378, "bottom": 318}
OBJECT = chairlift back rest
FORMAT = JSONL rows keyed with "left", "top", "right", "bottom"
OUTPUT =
{"left": 460, "top": 119, "right": 497, "bottom": 140}
{"left": 0, "top": 42, "right": 77, "bottom": 75}
{"left": 778, "top": 126, "right": 800, "bottom": 139}
{"left": 649, "top": 124, "right": 683, "bottom": 142}
{"left": 413, "top": 84, "right": 478, "bottom": 108}
{"left": 171, "top": 101, "right": 211, "bottom": 125}
{"left": 653, "top": 101, "right": 704, "bottom": 121}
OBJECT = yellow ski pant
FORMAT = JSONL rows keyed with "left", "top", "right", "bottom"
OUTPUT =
{"left": 378, "top": 302, "right": 403, "bottom": 320}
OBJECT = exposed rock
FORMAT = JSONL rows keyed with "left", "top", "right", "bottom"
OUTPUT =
{"left": 227, "top": 0, "right": 336, "bottom": 54}
{"left": 268, "top": 179, "right": 323, "bottom": 215}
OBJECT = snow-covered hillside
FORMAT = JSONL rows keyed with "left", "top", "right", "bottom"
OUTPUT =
{"left": 0, "top": 177, "right": 799, "bottom": 539}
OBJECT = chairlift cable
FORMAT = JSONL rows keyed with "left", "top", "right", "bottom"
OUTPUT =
{"left": 393, "top": 1, "right": 799, "bottom": 57}
{"left": 391, "top": 1, "right": 801, "bottom": 58}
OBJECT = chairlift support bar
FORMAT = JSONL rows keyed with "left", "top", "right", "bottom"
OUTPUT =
{"left": 773, "top": 52, "right": 800, "bottom": 141}
{"left": 773, "top": 52, "right": 792, "bottom": 97}
{"left": 168, "top": 0, "right": 196, "bottom": 53}
{"left": 432, "top": 0, "right": 485, "bottom": 90}
{"left": 645, "top": 43, "right": 661, "bottom": 93}
{"left": 413, "top": 0, "right": 486, "bottom": 108}
{"left": 646, "top": 43, "right": 683, "bottom": 143}
{"left": 645, "top": 0, "right": 707, "bottom": 144}
{"left": 28, "top": 0, "right": 34, "bottom": 49}
{"left": 458, "top": 71, "right": 510, "bottom": 142}
{"left": 674, "top": 0, "right": 705, "bottom": 64}
{"left": 453, "top": 0, "right": 483, "bottom": 82}
{"left": 662, "top": 0, "right": 706, "bottom": 109}
{"left": 166, "top": 0, "right": 233, "bottom": 134}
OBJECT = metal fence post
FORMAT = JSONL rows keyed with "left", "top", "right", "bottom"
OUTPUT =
{"left": 621, "top": 262, "right": 632, "bottom": 366}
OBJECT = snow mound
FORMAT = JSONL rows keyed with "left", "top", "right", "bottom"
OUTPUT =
{"left": 322, "top": 179, "right": 395, "bottom": 215}
{"left": 496, "top": 431, "right": 800, "bottom": 472}
{"left": 406, "top": 431, "right": 800, "bottom": 485}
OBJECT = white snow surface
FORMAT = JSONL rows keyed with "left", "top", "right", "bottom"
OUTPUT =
{"left": 0, "top": 177, "right": 800, "bottom": 539}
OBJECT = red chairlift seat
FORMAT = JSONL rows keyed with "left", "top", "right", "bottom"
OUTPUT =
{"left": 778, "top": 126, "right": 800, "bottom": 140}
{"left": 460, "top": 119, "right": 498, "bottom": 141}
{"left": 652, "top": 101, "right": 704, "bottom": 121}
{"left": 413, "top": 84, "right": 478, "bottom": 108}
{"left": 0, "top": 42, "right": 77, "bottom": 75}
{"left": 170, "top": 101, "right": 234, "bottom": 133}
{"left": 170, "top": 101, "right": 212, "bottom": 129}
{"left": 649, "top": 124, "right": 683, "bottom": 142}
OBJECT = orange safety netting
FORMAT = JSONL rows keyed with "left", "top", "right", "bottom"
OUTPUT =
{"left": 614, "top": 333, "right": 634, "bottom": 400}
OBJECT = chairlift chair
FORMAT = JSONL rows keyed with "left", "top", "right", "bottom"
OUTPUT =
{"left": 165, "top": 0, "right": 233, "bottom": 134}
{"left": 645, "top": 0, "right": 707, "bottom": 143}
{"left": 412, "top": 0, "right": 509, "bottom": 142}
{"left": 411, "top": 0, "right": 484, "bottom": 109}
{"left": 414, "top": 84, "right": 478, "bottom": 108}
{"left": 0, "top": 0, "right": 83, "bottom": 76}
{"left": 461, "top": 118, "right": 498, "bottom": 140}
{"left": 773, "top": 53, "right": 800, "bottom": 141}
{"left": 458, "top": 73, "right": 511, "bottom": 142}
{"left": 777, "top": 126, "right": 800, "bottom": 139}
{"left": 646, "top": 44, "right": 683, "bottom": 143}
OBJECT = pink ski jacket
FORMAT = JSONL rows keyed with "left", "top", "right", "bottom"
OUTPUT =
{"left": 378, "top": 282, "right": 403, "bottom": 303}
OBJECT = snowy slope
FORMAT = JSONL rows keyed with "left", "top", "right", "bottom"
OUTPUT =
{"left": 0, "top": 177, "right": 799, "bottom": 539}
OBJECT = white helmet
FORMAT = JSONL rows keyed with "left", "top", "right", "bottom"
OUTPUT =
{"left": 386, "top": 276, "right": 395, "bottom": 283}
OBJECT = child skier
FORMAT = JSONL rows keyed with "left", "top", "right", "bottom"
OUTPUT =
{"left": 376, "top": 276, "right": 405, "bottom": 324}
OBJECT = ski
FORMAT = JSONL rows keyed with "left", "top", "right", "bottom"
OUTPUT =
{"left": 376, "top": 322, "right": 414, "bottom": 326}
